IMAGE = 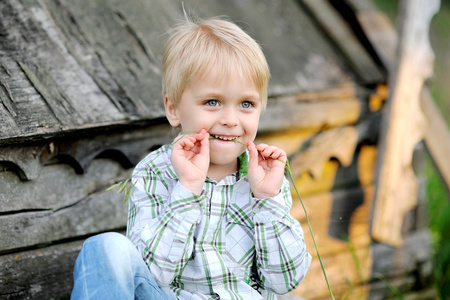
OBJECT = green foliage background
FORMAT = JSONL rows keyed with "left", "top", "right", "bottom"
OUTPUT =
{"left": 372, "top": 0, "right": 450, "bottom": 298}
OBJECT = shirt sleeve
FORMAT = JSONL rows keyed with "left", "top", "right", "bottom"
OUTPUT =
{"left": 251, "top": 176, "right": 312, "bottom": 294}
{"left": 126, "top": 158, "right": 206, "bottom": 287}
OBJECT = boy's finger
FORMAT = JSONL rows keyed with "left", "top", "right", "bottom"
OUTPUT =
{"left": 255, "top": 143, "right": 269, "bottom": 152}
{"left": 247, "top": 142, "right": 260, "bottom": 168}
{"left": 198, "top": 131, "right": 210, "bottom": 156}
{"left": 255, "top": 144, "right": 287, "bottom": 162}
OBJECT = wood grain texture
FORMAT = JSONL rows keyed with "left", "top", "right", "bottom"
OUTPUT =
{"left": 301, "top": 0, "right": 385, "bottom": 83}
{"left": 0, "top": 240, "right": 83, "bottom": 299}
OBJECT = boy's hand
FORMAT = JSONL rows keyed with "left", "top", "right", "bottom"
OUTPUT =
{"left": 171, "top": 129, "right": 210, "bottom": 195}
{"left": 247, "top": 142, "right": 287, "bottom": 199}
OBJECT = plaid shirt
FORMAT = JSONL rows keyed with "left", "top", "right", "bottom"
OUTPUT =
{"left": 127, "top": 144, "right": 311, "bottom": 299}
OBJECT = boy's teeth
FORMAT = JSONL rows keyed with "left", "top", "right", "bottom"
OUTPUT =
{"left": 212, "top": 135, "right": 237, "bottom": 141}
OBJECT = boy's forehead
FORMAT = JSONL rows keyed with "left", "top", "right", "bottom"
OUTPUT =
{"left": 192, "top": 63, "right": 257, "bottom": 88}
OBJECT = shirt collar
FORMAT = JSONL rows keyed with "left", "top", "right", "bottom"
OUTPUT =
{"left": 237, "top": 150, "right": 249, "bottom": 179}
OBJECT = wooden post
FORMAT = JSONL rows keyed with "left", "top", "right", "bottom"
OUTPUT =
{"left": 372, "top": 0, "right": 440, "bottom": 247}
{"left": 422, "top": 87, "right": 450, "bottom": 191}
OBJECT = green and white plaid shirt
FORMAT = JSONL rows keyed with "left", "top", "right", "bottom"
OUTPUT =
{"left": 127, "top": 144, "right": 311, "bottom": 300}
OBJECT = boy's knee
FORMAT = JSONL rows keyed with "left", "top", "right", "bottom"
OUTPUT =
{"left": 86, "top": 232, "right": 128, "bottom": 245}
{"left": 82, "top": 232, "right": 135, "bottom": 257}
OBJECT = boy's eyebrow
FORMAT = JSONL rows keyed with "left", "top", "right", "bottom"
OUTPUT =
{"left": 198, "top": 91, "right": 261, "bottom": 101}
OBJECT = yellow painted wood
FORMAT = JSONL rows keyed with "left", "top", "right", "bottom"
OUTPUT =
{"left": 291, "top": 185, "right": 374, "bottom": 258}
{"left": 369, "top": 84, "right": 389, "bottom": 112}
{"left": 289, "top": 126, "right": 358, "bottom": 179}
{"left": 292, "top": 245, "right": 372, "bottom": 299}
{"left": 256, "top": 128, "right": 319, "bottom": 156}
{"left": 292, "top": 160, "right": 339, "bottom": 196}
{"left": 358, "top": 145, "right": 377, "bottom": 187}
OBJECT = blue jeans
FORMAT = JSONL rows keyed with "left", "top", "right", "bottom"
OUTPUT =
{"left": 71, "top": 232, "right": 177, "bottom": 300}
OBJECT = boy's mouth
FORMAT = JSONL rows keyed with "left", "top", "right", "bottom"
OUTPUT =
{"left": 211, "top": 134, "right": 238, "bottom": 141}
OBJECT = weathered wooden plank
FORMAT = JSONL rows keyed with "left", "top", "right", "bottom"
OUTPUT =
{"left": 0, "top": 158, "right": 129, "bottom": 213}
{"left": 422, "top": 88, "right": 450, "bottom": 191}
{"left": 281, "top": 112, "right": 379, "bottom": 180}
{"left": 291, "top": 186, "right": 373, "bottom": 259}
{"left": 0, "top": 0, "right": 126, "bottom": 126}
{"left": 0, "top": 0, "right": 151, "bottom": 139}
{"left": 372, "top": 0, "right": 440, "bottom": 247}
{"left": 0, "top": 181, "right": 128, "bottom": 253}
{"left": 0, "top": 78, "right": 17, "bottom": 117}
{"left": 288, "top": 126, "right": 358, "bottom": 179}
{"left": 344, "top": 0, "right": 397, "bottom": 68}
{"left": 38, "top": 0, "right": 166, "bottom": 116}
{"left": 301, "top": 0, "right": 384, "bottom": 83}
{"left": 292, "top": 242, "right": 372, "bottom": 299}
{"left": 260, "top": 99, "right": 360, "bottom": 135}
{"left": 0, "top": 238, "right": 86, "bottom": 299}
{"left": 17, "top": 61, "right": 81, "bottom": 127}
{"left": 0, "top": 123, "right": 173, "bottom": 180}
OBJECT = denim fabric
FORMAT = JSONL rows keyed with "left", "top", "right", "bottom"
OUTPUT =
{"left": 71, "top": 232, "right": 177, "bottom": 300}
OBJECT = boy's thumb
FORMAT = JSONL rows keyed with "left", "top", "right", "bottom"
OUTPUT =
{"left": 247, "top": 142, "right": 258, "bottom": 169}
{"left": 199, "top": 131, "right": 210, "bottom": 156}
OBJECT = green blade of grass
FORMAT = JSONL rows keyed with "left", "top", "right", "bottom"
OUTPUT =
{"left": 285, "top": 160, "right": 335, "bottom": 300}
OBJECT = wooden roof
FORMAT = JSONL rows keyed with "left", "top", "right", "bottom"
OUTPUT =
{"left": 0, "top": 0, "right": 384, "bottom": 145}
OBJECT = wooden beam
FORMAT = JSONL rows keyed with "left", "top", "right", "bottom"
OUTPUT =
{"left": 0, "top": 190, "right": 127, "bottom": 253}
{"left": 422, "top": 87, "right": 450, "bottom": 191}
{"left": 259, "top": 82, "right": 363, "bottom": 133}
{"left": 0, "top": 157, "right": 130, "bottom": 253}
{"left": 0, "top": 240, "right": 83, "bottom": 299}
{"left": 288, "top": 126, "right": 358, "bottom": 179}
{"left": 372, "top": 0, "right": 440, "bottom": 247}
{"left": 343, "top": 0, "right": 397, "bottom": 68}
{"left": 301, "top": 0, "right": 384, "bottom": 83}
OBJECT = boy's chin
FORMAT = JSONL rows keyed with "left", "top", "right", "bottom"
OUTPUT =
{"left": 209, "top": 142, "right": 245, "bottom": 155}
{"left": 209, "top": 151, "right": 242, "bottom": 168}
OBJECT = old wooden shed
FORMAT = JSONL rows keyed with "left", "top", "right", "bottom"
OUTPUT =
{"left": 1, "top": 0, "right": 447, "bottom": 299}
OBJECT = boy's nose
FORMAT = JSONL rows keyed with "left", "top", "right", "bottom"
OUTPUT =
{"left": 219, "top": 108, "right": 239, "bottom": 127}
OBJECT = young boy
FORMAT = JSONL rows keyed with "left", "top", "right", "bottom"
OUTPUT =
{"left": 72, "top": 17, "right": 311, "bottom": 300}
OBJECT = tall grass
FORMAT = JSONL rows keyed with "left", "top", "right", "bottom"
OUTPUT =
{"left": 426, "top": 153, "right": 450, "bottom": 299}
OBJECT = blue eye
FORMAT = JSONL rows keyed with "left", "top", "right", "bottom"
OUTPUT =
{"left": 206, "top": 100, "right": 219, "bottom": 106}
{"left": 241, "top": 101, "right": 253, "bottom": 109}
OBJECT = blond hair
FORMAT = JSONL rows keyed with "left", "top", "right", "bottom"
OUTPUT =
{"left": 162, "top": 17, "right": 270, "bottom": 109}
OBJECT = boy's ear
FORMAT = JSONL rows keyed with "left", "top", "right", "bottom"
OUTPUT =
{"left": 164, "top": 95, "right": 181, "bottom": 127}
